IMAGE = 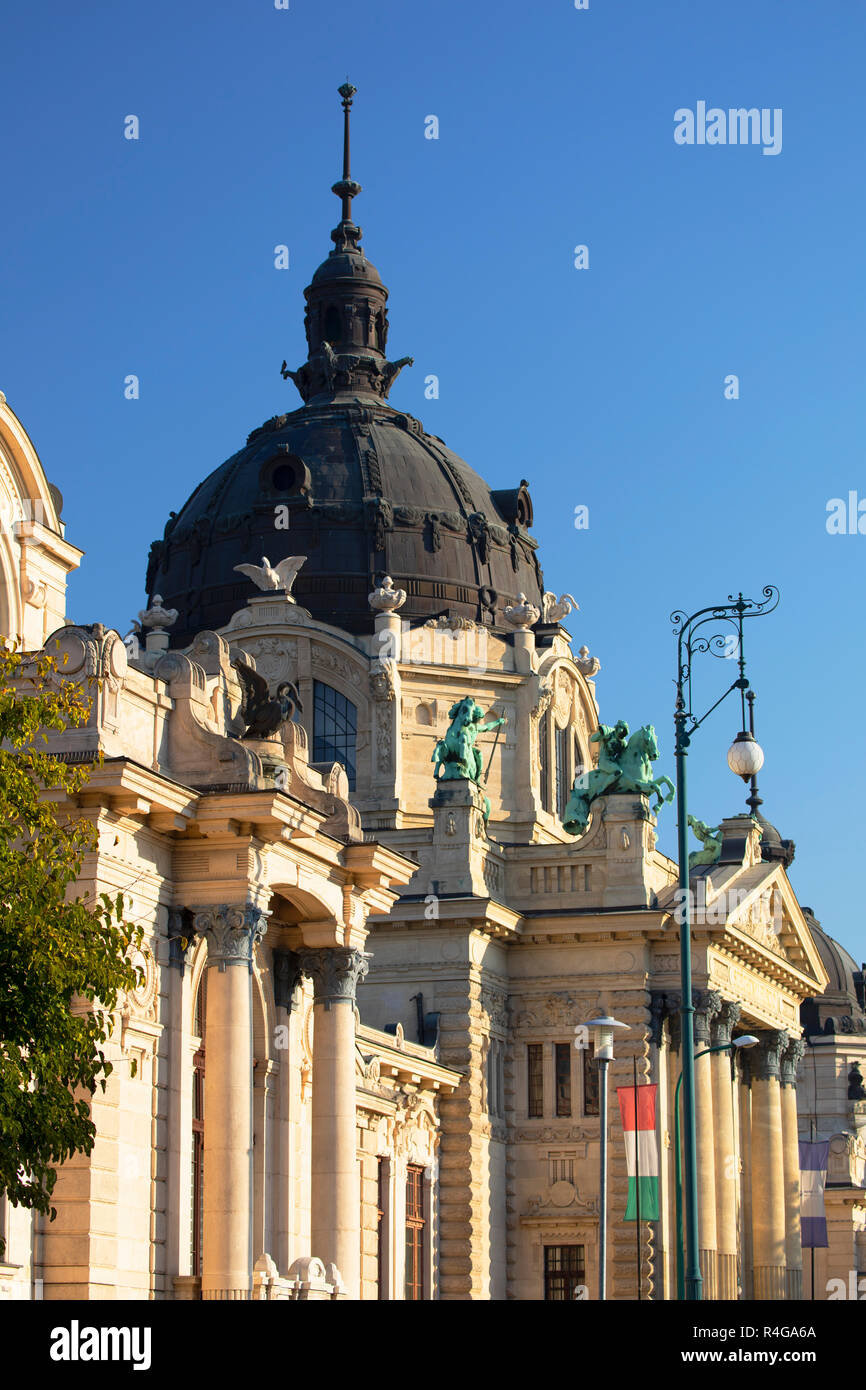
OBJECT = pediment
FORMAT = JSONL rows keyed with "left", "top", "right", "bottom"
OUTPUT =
{"left": 698, "top": 862, "right": 829, "bottom": 992}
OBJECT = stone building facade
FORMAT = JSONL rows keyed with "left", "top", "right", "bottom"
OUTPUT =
{"left": 0, "top": 86, "right": 860, "bottom": 1301}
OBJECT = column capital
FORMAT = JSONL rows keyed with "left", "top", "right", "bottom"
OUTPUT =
{"left": 710, "top": 999, "right": 742, "bottom": 1048}
{"left": 693, "top": 988, "right": 722, "bottom": 1046}
{"left": 298, "top": 947, "right": 369, "bottom": 1008}
{"left": 192, "top": 903, "right": 269, "bottom": 971}
{"left": 273, "top": 948, "right": 304, "bottom": 1012}
{"left": 751, "top": 1029, "right": 789, "bottom": 1082}
{"left": 167, "top": 906, "right": 196, "bottom": 974}
{"left": 780, "top": 1036, "right": 806, "bottom": 1088}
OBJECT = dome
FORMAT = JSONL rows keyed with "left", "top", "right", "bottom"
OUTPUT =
{"left": 801, "top": 909, "right": 866, "bottom": 1035}
{"left": 146, "top": 398, "right": 544, "bottom": 646}
{"left": 756, "top": 812, "right": 795, "bottom": 867}
{"left": 804, "top": 912, "right": 862, "bottom": 999}
{"left": 144, "top": 83, "right": 545, "bottom": 645}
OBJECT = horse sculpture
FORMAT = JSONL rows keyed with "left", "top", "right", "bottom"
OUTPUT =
{"left": 562, "top": 721, "right": 675, "bottom": 837}
{"left": 432, "top": 696, "right": 506, "bottom": 821}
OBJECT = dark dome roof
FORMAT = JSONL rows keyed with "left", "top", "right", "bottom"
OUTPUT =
{"left": 145, "top": 84, "right": 546, "bottom": 645}
{"left": 756, "top": 812, "right": 795, "bottom": 867}
{"left": 146, "top": 399, "right": 544, "bottom": 646}
{"left": 804, "top": 912, "right": 862, "bottom": 999}
{"left": 800, "top": 909, "right": 866, "bottom": 1035}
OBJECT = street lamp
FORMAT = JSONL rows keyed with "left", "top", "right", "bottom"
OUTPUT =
{"left": 580, "top": 1015, "right": 629, "bottom": 1301}
{"left": 671, "top": 587, "right": 779, "bottom": 1301}
{"left": 673, "top": 1034, "right": 759, "bottom": 1300}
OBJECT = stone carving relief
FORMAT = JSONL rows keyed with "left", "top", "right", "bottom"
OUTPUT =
{"left": 514, "top": 992, "right": 598, "bottom": 1031}
{"left": 311, "top": 643, "right": 364, "bottom": 691}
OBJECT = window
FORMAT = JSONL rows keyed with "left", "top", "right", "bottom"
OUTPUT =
{"left": 191, "top": 973, "right": 206, "bottom": 1276}
{"left": 405, "top": 1165, "right": 425, "bottom": 1300}
{"left": 488, "top": 1040, "right": 504, "bottom": 1118}
{"left": 313, "top": 681, "right": 357, "bottom": 790}
{"left": 377, "top": 1158, "right": 387, "bottom": 1300}
{"left": 527, "top": 1043, "right": 544, "bottom": 1118}
{"left": 538, "top": 720, "right": 549, "bottom": 810}
{"left": 555, "top": 726, "right": 570, "bottom": 820}
{"left": 583, "top": 1041, "right": 599, "bottom": 1117}
{"left": 544, "top": 1245, "right": 586, "bottom": 1300}
{"left": 548, "top": 1154, "right": 575, "bottom": 1185}
{"left": 555, "top": 1043, "right": 572, "bottom": 1117}
{"left": 324, "top": 305, "right": 342, "bottom": 343}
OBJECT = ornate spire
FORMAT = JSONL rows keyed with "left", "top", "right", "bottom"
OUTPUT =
{"left": 331, "top": 81, "right": 362, "bottom": 253}
{"left": 279, "top": 82, "right": 414, "bottom": 405}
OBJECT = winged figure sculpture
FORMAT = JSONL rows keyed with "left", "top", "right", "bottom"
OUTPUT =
{"left": 232, "top": 659, "right": 303, "bottom": 740}
{"left": 233, "top": 555, "right": 306, "bottom": 596}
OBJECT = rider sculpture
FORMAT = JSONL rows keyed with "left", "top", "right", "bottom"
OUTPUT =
{"left": 562, "top": 719, "right": 675, "bottom": 837}
{"left": 687, "top": 815, "right": 723, "bottom": 870}
{"left": 432, "top": 696, "right": 506, "bottom": 822}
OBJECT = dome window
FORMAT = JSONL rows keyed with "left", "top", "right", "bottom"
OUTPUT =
{"left": 260, "top": 451, "right": 311, "bottom": 497}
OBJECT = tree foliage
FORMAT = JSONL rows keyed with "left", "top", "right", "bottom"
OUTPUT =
{"left": 0, "top": 644, "right": 143, "bottom": 1231}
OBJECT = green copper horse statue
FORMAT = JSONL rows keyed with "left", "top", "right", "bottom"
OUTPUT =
{"left": 562, "top": 720, "right": 675, "bottom": 837}
{"left": 432, "top": 696, "right": 506, "bottom": 820}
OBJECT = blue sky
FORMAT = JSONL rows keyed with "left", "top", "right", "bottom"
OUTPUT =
{"left": 3, "top": 0, "right": 864, "bottom": 962}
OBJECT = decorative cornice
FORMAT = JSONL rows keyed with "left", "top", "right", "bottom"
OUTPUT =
{"left": 751, "top": 1029, "right": 789, "bottom": 1083}
{"left": 273, "top": 948, "right": 304, "bottom": 1012}
{"left": 192, "top": 904, "right": 269, "bottom": 971}
{"left": 710, "top": 999, "right": 742, "bottom": 1048}
{"left": 693, "top": 989, "right": 722, "bottom": 1046}
{"left": 297, "top": 947, "right": 369, "bottom": 1008}
{"left": 780, "top": 1036, "right": 806, "bottom": 1088}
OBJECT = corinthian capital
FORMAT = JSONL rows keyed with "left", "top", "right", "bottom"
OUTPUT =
{"left": 751, "top": 1029, "right": 789, "bottom": 1083}
{"left": 298, "top": 947, "right": 369, "bottom": 1009}
{"left": 192, "top": 903, "right": 269, "bottom": 970}
{"left": 710, "top": 999, "right": 742, "bottom": 1048}
{"left": 693, "top": 988, "right": 722, "bottom": 1046}
{"left": 780, "top": 1036, "right": 806, "bottom": 1088}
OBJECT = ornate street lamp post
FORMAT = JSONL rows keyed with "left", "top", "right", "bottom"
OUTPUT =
{"left": 671, "top": 587, "right": 779, "bottom": 1301}
{"left": 580, "top": 1015, "right": 629, "bottom": 1301}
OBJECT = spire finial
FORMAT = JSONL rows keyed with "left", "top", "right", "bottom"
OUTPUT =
{"left": 331, "top": 81, "right": 361, "bottom": 250}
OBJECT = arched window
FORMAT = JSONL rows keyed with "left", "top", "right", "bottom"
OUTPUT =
{"left": 555, "top": 726, "right": 570, "bottom": 820}
{"left": 538, "top": 718, "right": 550, "bottom": 811}
{"left": 324, "top": 305, "right": 342, "bottom": 344}
{"left": 313, "top": 681, "right": 357, "bottom": 790}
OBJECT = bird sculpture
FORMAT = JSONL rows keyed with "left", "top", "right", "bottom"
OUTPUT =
{"left": 233, "top": 555, "right": 306, "bottom": 596}
{"left": 232, "top": 659, "right": 303, "bottom": 740}
{"left": 542, "top": 592, "right": 578, "bottom": 624}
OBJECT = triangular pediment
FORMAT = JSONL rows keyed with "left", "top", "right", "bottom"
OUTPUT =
{"left": 696, "top": 861, "right": 829, "bottom": 992}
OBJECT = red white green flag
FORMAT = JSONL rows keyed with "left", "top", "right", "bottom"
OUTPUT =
{"left": 616, "top": 1083, "right": 660, "bottom": 1220}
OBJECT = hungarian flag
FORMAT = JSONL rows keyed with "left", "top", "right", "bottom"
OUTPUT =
{"left": 799, "top": 1140, "right": 830, "bottom": 1248}
{"left": 617, "top": 1083, "right": 660, "bottom": 1220}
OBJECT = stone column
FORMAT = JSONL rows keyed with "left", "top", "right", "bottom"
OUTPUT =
{"left": 272, "top": 949, "right": 303, "bottom": 1274}
{"left": 710, "top": 1001, "right": 741, "bottom": 1300}
{"left": 738, "top": 1051, "right": 753, "bottom": 1299}
{"left": 298, "top": 947, "right": 368, "bottom": 1300}
{"left": 192, "top": 903, "right": 269, "bottom": 1300}
{"left": 780, "top": 1037, "right": 806, "bottom": 1301}
{"left": 694, "top": 989, "right": 721, "bottom": 1299}
{"left": 750, "top": 1030, "right": 789, "bottom": 1300}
